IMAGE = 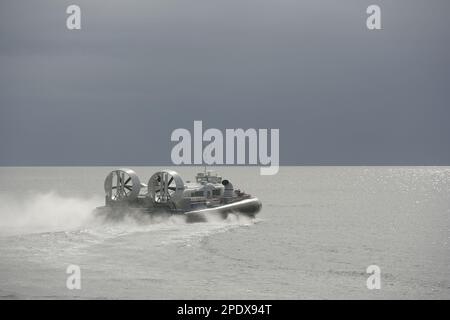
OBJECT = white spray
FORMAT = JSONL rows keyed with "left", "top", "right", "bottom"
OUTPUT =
{"left": 0, "top": 192, "right": 102, "bottom": 235}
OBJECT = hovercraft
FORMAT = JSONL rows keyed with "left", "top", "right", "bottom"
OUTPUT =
{"left": 94, "top": 168, "right": 262, "bottom": 222}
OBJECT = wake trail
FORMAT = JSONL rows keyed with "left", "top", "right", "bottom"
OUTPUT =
{"left": 0, "top": 192, "right": 102, "bottom": 236}
{"left": 0, "top": 191, "right": 259, "bottom": 239}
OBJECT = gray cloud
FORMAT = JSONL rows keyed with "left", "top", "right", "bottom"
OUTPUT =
{"left": 1, "top": 0, "right": 449, "bottom": 165}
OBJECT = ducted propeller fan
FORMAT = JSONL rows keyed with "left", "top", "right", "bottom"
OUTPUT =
{"left": 147, "top": 170, "right": 184, "bottom": 204}
{"left": 104, "top": 168, "right": 141, "bottom": 202}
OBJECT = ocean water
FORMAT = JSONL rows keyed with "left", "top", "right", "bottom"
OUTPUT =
{"left": 0, "top": 166, "right": 449, "bottom": 299}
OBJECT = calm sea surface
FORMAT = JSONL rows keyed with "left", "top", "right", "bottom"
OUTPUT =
{"left": 0, "top": 166, "right": 449, "bottom": 299}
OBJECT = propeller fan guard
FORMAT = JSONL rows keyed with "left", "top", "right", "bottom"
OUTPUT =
{"left": 104, "top": 168, "right": 141, "bottom": 202}
{"left": 148, "top": 170, "right": 184, "bottom": 203}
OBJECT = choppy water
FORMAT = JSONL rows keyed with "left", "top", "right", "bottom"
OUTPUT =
{"left": 0, "top": 166, "right": 449, "bottom": 299}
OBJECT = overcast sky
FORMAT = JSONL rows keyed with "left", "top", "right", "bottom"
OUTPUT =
{"left": 0, "top": 0, "right": 449, "bottom": 165}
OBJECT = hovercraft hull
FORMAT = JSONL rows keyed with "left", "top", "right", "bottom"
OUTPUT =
{"left": 185, "top": 198, "right": 262, "bottom": 222}
{"left": 94, "top": 197, "right": 261, "bottom": 223}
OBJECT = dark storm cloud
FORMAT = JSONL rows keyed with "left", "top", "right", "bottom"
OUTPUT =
{"left": 0, "top": 0, "right": 449, "bottom": 165}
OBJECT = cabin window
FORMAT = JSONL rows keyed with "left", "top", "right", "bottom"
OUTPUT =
{"left": 212, "top": 189, "right": 221, "bottom": 196}
{"left": 191, "top": 191, "right": 204, "bottom": 197}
